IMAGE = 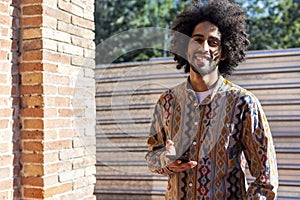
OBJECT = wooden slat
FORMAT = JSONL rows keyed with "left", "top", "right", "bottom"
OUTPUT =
{"left": 94, "top": 48, "right": 300, "bottom": 199}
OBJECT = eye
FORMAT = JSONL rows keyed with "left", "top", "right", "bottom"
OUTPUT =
{"left": 208, "top": 39, "right": 220, "bottom": 47}
{"left": 191, "top": 37, "right": 203, "bottom": 44}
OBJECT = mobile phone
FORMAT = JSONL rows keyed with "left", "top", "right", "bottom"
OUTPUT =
{"left": 166, "top": 155, "right": 190, "bottom": 163}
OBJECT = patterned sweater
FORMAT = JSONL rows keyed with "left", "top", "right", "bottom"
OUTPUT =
{"left": 146, "top": 76, "right": 278, "bottom": 200}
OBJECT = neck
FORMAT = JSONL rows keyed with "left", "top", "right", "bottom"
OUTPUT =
{"left": 189, "top": 68, "right": 219, "bottom": 92}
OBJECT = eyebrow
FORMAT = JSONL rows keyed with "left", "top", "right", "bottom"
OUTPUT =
{"left": 192, "top": 34, "right": 221, "bottom": 40}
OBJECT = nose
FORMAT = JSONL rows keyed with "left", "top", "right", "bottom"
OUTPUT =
{"left": 199, "top": 40, "right": 209, "bottom": 53}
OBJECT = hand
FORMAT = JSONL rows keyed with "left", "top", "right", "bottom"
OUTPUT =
{"left": 167, "top": 159, "right": 197, "bottom": 173}
{"left": 166, "top": 139, "right": 176, "bottom": 155}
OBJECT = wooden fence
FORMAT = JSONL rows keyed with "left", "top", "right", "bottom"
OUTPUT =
{"left": 94, "top": 48, "right": 300, "bottom": 200}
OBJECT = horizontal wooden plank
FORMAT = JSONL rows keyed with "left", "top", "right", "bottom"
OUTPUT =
{"left": 95, "top": 49, "right": 300, "bottom": 199}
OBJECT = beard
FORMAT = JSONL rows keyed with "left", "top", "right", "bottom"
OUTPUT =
{"left": 189, "top": 51, "right": 219, "bottom": 76}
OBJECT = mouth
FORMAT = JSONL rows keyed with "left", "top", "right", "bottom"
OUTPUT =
{"left": 192, "top": 52, "right": 211, "bottom": 63}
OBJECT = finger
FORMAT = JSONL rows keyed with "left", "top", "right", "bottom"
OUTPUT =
{"left": 188, "top": 161, "right": 198, "bottom": 168}
{"left": 168, "top": 163, "right": 192, "bottom": 172}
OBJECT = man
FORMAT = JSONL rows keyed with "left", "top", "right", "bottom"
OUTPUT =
{"left": 145, "top": 0, "right": 278, "bottom": 199}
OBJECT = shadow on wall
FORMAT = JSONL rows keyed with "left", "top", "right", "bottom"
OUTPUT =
{"left": 11, "top": 1, "right": 21, "bottom": 198}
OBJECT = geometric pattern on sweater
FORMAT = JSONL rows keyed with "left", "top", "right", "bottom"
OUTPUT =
{"left": 146, "top": 76, "right": 278, "bottom": 200}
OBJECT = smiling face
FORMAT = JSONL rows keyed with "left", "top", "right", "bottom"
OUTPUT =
{"left": 187, "top": 21, "right": 222, "bottom": 76}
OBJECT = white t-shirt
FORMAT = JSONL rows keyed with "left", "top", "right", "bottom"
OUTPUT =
{"left": 195, "top": 89, "right": 211, "bottom": 103}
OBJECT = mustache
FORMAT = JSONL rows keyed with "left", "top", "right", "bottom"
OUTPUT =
{"left": 192, "top": 51, "right": 212, "bottom": 59}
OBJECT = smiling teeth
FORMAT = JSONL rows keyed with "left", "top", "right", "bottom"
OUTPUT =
{"left": 195, "top": 55, "right": 209, "bottom": 60}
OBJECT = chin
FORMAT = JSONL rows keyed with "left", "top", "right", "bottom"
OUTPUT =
{"left": 191, "top": 64, "right": 217, "bottom": 76}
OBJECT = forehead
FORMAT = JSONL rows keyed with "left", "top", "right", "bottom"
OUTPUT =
{"left": 192, "top": 21, "right": 221, "bottom": 38}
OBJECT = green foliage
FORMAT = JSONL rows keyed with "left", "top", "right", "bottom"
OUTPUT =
{"left": 94, "top": 0, "right": 188, "bottom": 63}
{"left": 94, "top": 0, "right": 145, "bottom": 45}
{"left": 235, "top": 0, "right": 300, "bottom": 50}
{"left": 94, "top": 0, "right": 300, "bottom": 63}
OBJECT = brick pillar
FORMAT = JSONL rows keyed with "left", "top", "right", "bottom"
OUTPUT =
{"left": 0, "top": 0, "right": 21, "bottom": 199}
{"left": 19, "top": 0, "right": 96, "bottom": 199}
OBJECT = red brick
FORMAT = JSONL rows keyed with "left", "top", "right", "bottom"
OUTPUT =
{"left": 23, "top": 119, "right": 44, "bottom": 129}
{"left": 22, "top": 28, "right": 42, "bottom": 40}
{"left": 20, "top": 153, "right": 43, "bottom": 163}
{"left": 20, "top": 108, "right": 43, "bottom": 118}
{"left": 20, "top": 85, "right": 43, "bottom": 95}
{"left": 22, "top": 72, "right": 43, "bottom": 85}
{"left": 21, "top": 95, "right": 44, "bottom": 107}
{"left": 22, "top": 50, "right": 42, "bottom": 61}
{"left": 22, "top": 5, "right": 43, "bottom": 16}
{"left": 21, "top": 176, "right": 43, "bottom": 187}
{"left": 20, "top": 0, "right": 42, "bottom": 5}
{"left": 22, "top": 141, "right": 43, "bottom": 152}
{"left": 20, "top": 130, "right": 43, "bottom": 140}
{"left": 23, "top": 187, "right": 44, "bottom": 199}
{"left": 23, "top": 164, "right": 44, "bottom": 177}
{"left": 22, "top": 39, "right": 43, "bottom": 50}
{"left": 19, "top": 63, "right": 43, "bottom": 72}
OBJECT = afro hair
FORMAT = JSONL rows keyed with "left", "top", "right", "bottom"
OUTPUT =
{"left": 170, "top": 0, "right": 250, "bottom": 76}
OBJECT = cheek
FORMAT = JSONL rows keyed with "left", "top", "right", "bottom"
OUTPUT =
{"left": 187, "top": 44, "right": 194, "bottom": 59}
{"left": 188, "top": 42, "right": 197, "bottom": 53}
{"left": 211, "top": 48, "right": 221, "bottom": 61}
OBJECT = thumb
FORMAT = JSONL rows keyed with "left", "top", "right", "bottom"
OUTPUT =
{"left": 188, "top": 161, "right": 198, "bottom": 168}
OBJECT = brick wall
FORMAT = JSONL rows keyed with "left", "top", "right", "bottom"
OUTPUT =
{"left": 0, "top": 0, "right": 96, "bottom": 199}
{"left": 0, "top": 0, "right": 21, "bottom": 199}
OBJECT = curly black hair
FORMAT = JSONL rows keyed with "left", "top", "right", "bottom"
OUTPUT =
{"left": 170, "top": 0, "right": 250, "bottom": 76}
